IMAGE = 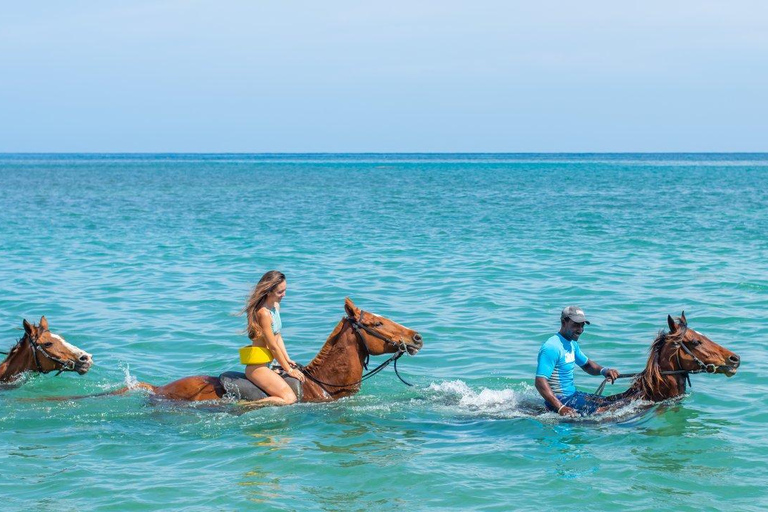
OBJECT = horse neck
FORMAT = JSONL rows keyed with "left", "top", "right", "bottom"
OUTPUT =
{"left": 629, "top": 340, "right": 688, "bottom": 401}
{"left": 304, "top": 319, "right": 365, "bottom": 394}
{"left": 0, "top": 338, "right": 36, "bottom": 383}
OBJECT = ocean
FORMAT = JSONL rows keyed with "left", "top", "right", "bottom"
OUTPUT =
{"left": 1, "top": 153, "right": 766, "bottom": 511}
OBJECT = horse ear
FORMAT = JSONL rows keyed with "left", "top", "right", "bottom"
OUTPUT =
{"left": 667, "top": 314, "right": 677, "bottom": 332}
{"left": 23, "top": 319, "right": 34, "bottom": 336}
{"left": 680, "top": 311, "right": 687, "bottom": 326}
{"left": 39, "top": 316, "right": 49, "bottom": 331}
{"left": 344, "top": 297, "right": 359, "bottom": 319}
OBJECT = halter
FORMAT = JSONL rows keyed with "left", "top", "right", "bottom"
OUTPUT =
{"left": 671, "top": 323, "right": 723, "bottom": 375}
{"left": 25, "top": 330, "right": 77, "bottom": 376}
{"left": 296, "top": 310, "right": 414, "bottom": 392}
{"left": 348, "top": 310, "right": 410, "bottom": 364}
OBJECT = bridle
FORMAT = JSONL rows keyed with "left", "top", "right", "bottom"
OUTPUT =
{"left": 594, "top": 321, "right": 731, "bottom": 395}
{"left": 349, "top": 310, "right": 411, "bottom": 365}
{"left": 296, "top": 310, "right": 415, "bottom": 392}
{"left": 12, "top": 330, "right": 77, "bottom": 376}
{"left": 671, "top": 323, "right": 726, "bottom": 375}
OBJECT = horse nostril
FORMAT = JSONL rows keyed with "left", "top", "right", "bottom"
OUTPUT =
{"left": 413, "top": 334, "right": 423, "bottom": 344}
{"left": 729, "top": 354, "right": 740, "bottom": 366}
{"left": 79, "top": 354, "right": 91, "bottom": 362}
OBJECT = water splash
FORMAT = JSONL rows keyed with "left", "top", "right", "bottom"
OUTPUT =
{"left": 119, "top": 362, "right": 140, "bottom": 389}
{"left": 424, "top": 379, "right": 657, "bottom": 423}
{"left": 425, "top": 380, "right": 539, "bottom": 418}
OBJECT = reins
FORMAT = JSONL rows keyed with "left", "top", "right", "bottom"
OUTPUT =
{"left": 594, "top": 322, "right": 728, "bottom": 396}
{"left": 593, "top": 370, "right": 690, "bottom": 396}
{"left": 296, "top": 312, "right": 414, "bottom": 392}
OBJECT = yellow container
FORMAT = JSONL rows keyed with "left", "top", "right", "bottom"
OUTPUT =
{"left": 239, "top": 346, "right": 274, "bottom": 365}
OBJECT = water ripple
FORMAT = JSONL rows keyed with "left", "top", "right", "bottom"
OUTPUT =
{"left": 1, "top": 154, "right": 767, "bottom": 510}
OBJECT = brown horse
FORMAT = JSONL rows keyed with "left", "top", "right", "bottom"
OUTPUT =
{"left": 597, "top": 312, "right": 740, "bottom": 408}
{"left": 107, "top": 298, "right": 423, "bottom": 403}
{"left": 1, "top": 317, "right": 93, "bottom": 385}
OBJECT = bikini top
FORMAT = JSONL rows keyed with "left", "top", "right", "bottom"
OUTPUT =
{"left": 268, "top": 306, "right": 282, "bottom": 335}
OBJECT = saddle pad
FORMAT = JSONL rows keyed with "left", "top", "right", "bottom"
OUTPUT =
{"left": 219, "top": 371, "right": 303, "bottom": 402}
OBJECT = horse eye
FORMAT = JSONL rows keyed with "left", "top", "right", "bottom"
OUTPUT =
{"left": 43, "top": 342, "right": 54, "bottom": 348}
{"left": 689, "top": 339, "right": 702, "bottom": 346}
{"left": 374, "top": 322, "right": 383, "bottom": 327}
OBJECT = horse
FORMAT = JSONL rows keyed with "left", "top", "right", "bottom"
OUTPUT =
{"left": 104, "top": 298, "right": 423, "bottom": 403}
{"left": 593, "top": 312, "right": 740, "bottom": 411}
{"left": 0, "top": 317, "right": 93, "bottom": 385}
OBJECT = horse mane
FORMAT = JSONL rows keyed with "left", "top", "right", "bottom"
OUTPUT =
{"left": 1, "top": 334, "right": 27, "bottom": 362}
{"left": 634, "top": 327, "right": 686, "bottom": 400}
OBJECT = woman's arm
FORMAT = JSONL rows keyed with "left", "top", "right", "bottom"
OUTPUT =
{"left": 257, "top": 309, "right": 304, "bottom": 381}
{"left": 275, "top": 333, "right": 294, "bottom": 367}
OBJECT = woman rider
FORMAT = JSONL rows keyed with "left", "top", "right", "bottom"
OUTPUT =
{"left": 240, "top": 271, "right": 305, "bottom": 405}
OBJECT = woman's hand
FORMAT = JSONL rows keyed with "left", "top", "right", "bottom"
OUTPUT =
{"left": 287, "top": 366, "right": 305, "bottom": 382}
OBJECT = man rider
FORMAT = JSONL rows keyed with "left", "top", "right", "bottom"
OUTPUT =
{"left": 535, "top": 306, "right": 620, "bottom": 416}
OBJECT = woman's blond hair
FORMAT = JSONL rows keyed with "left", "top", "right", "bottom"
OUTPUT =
{"left": 242, "top": 271, "right": 285, "bottom": 341}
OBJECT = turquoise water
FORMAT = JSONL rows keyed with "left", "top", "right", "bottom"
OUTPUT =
{"left": 1, "top": 154, "right": 767, "bottom": 511}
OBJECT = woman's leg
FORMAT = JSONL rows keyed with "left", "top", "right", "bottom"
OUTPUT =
{"left": 244, "top": 365, "right": 298, "bottom": 406}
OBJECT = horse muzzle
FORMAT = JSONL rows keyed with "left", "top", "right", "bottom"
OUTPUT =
{"left": 721, "top": 353, "right": 740, "bottom": 377}
{"left": 404, "top": 333, "right": 423, "bottom": 355}
{"left": 74, "top": 353, "right": 93, "bottom": 374}
{"left": 74, "top": 363, "right": 92, "bottom": 375}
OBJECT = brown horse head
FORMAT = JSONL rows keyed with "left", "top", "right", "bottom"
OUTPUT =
{"left": 663, "top": 312, "right": 740, "bottom": 376}
{"left": 344, "top": 298, "right": 423, "bottom": 356}
{"left": 20, "top": 316, "right": 93, "bottom": 375}
{"left": 631, "top": 312, "right": 740, "bottom": 402}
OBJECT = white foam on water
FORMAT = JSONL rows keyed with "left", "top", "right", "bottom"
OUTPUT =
{"left": 430, "top": 380, "right": 517, "bottom": 407}
{"left": 426, "top": 380, "right": 533, "bottom": 418}
{"left": 425, "top": 379, "right": 659, "bottom": 423}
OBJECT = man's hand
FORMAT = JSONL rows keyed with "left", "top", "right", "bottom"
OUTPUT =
{"left": 558, "top": 405, "right": 578, "bottom": 417}
{"left": 602, "top": 368, "right": 620, "bottom": 383}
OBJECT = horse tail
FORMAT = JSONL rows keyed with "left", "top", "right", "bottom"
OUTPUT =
{"left": 69, "top": 381, "right": 157, "bottom": 398}
{"left": 104, "top": 381, "right": 157, "bottom": 395}
{"left": 23, "top": 381, "right": 157, "bottom": 402}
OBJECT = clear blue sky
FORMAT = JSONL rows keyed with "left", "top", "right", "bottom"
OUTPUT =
{"left": 1, "top": 1, "right": 766, "bottom": 152}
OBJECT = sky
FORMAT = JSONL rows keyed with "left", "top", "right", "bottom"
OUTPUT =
{"left": 1, "top": 1, "right": 767, "bottom": 152}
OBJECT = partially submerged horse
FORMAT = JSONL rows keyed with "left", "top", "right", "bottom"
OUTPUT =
{"left": 1, "top": 317, "right": 93, "bottom": 385}
{"left": 109, "top": 298, "right": 423, "bottom": 403}
{"left": 595, "top": 312, "right": 740, "bottom": 411}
